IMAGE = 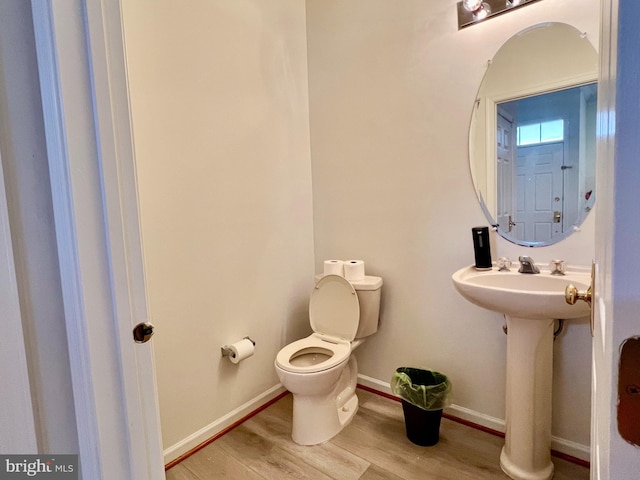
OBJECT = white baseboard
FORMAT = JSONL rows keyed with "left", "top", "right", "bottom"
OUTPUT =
{"left": 163, "top": 383, "right": 286, "bottom": 464}
{"left": 358, "top": 374, "right": 394, "bottom": 395}
{"left": 444, "top": 403, "right": 506, "bottom": 433}
{"left": 356, "top": 374, "right": 590, "bottom": 462}
{"left": 549, "top": 437, "right": 591, "bottom": 463}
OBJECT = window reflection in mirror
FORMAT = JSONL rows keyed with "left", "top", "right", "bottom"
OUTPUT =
{"left": 468, "top": 22, "right": 598, "bottom": 247}
{"left": 495, "top": 83, "right": 596, "bottom": 245}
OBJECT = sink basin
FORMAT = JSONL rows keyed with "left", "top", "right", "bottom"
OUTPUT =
{"left": 452, "top": 265, "right": 590, "bottom": 320}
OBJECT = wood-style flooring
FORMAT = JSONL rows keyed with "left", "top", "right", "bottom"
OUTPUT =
{"left": 165, "top": 388, "right": 589, "bottom": 480}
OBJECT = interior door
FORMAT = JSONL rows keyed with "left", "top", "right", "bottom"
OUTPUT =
{"left": 496, "top": 111, "right": 515, "bottom": 233}
{"left": 31, "top": 0, "right": 165, "bottom": 478}
{"left": 592, "top": 0, "right": 640, "bottom": 478}
{"left": 514, "top": 142, "right": 564, "bottom": 242}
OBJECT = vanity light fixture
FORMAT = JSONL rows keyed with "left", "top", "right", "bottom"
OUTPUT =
{"left": 457, "top": 0, "right": 542, "bottom": 30}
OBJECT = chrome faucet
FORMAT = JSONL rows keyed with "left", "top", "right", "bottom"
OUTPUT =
{"left": 518, "top": 256, "right": 540, "bottom": 274}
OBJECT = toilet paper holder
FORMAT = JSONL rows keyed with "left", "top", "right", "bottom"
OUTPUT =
{"left": 221, "top": 336, "right": 255, "bottom": 357}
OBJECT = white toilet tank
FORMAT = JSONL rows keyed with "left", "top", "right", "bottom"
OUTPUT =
{"left": 350, "top": 276, "right": 383, "bottom": 338}
{"left": 315, "top": 274, "right": 383, "bottom": 339}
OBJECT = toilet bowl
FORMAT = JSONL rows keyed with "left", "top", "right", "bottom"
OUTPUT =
{"left": 275, "top": 273, "right": 382, "bottom": 445}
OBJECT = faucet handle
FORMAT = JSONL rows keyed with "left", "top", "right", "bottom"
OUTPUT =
{"left": 549, "top": 259, "right": 566, "bottom": 275}
{"left": 497, "top": 257, "right": 512, "bottom": 271}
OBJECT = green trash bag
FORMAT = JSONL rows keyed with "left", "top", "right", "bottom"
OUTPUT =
{"left": 391, "top": 367, "right": 451, "bottom": 411}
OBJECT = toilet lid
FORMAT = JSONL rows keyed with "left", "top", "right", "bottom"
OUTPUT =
{"left": 309, "top": 274, "right": 360, "bottom": 341}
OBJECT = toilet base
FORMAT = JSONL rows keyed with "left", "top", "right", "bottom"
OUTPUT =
{"left": 290, "top": 357, "right": 359, "bottom": 445}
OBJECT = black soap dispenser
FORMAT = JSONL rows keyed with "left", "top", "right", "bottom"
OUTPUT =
{"left": 472, "top": 226, "right": 492, "bottom": 270}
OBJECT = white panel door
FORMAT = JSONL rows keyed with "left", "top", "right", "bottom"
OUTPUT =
{"left": 514, "top": 143, "right": 564, "bottom": 242}
{"left": 31, "top": 0, "right": 164, "bottom": 478}
{"left": 592, "top": 1, "right": 640, "bottom": 478}
{"left": 497, "top": 112, "right": 515, "bottom": 233}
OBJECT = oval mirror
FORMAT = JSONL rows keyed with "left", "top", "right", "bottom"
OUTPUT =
{"left": 469, "top": 23, "right": 598, "bottom": 247}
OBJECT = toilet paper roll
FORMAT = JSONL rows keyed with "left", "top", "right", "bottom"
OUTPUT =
{"left": 344, "top": 260, "right": 365, "bottom": 281}
{"left": 228, "top": 338, "right": 255, "bottom": 364}
{"left": 323, "top": 259, "right": 344, "bottom": 276}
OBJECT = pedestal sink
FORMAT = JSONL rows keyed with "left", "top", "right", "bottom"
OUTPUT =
{"left": 452, "top": 265, "right": 590, "bottom": 480}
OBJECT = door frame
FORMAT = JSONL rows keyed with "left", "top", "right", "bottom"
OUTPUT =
{"left": 31, "top": 0, "right": 163, "bottom": 478}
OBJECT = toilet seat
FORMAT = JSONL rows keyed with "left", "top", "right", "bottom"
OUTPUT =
{"left": 309, "top": 274, "right": 360, "bottom": 341}
{"left": 275, "top": 334, "right": 351, "bottom": 373}
{"left": 276, "top": 275, "right": 360, "bottom": 374}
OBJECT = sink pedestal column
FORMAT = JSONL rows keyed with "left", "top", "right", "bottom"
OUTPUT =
{"left": 500, "top": 316, "right": 554, "bottom": 480}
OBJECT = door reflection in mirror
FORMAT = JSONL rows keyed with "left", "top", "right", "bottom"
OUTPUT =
{"left": 496, "top": 83, "right": 597, "bottom": 244}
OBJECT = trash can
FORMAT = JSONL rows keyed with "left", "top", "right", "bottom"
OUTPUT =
{"left": 391, "top": 367, "right": 451, "bottom": 446}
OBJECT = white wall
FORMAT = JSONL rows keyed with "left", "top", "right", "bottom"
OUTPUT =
{"left": 121, "top": 0, "right": 315, "bottom": 453}
{"left": 0, "top": 0, "right": 78, "bottom": 454}
{"left": 306, "top": 0, "right": 598, "bottom": 454}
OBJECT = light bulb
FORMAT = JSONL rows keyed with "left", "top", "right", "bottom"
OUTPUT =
{"left": 474, "top": 3, "right": 491, "bottom": 19}
{"left": 462, "top": 0, "right": 484, "bottom": 12}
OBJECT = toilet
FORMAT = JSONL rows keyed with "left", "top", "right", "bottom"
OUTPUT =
{"left": 274, "top": 273, "right": 383, "bottom": 445}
